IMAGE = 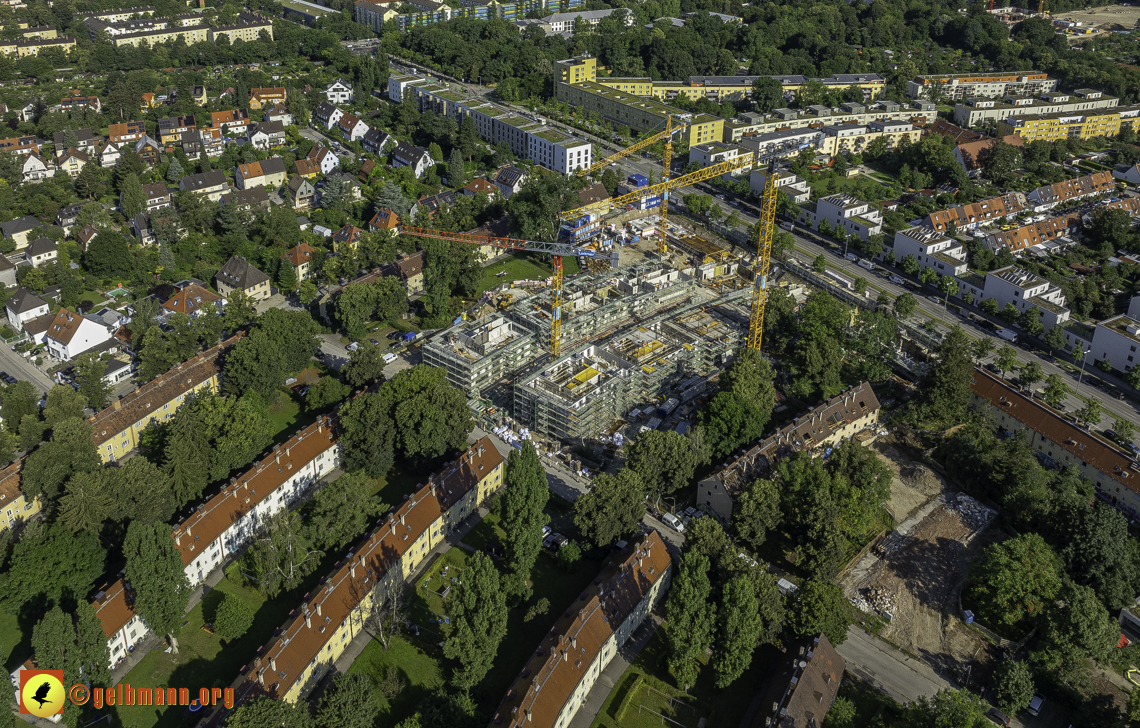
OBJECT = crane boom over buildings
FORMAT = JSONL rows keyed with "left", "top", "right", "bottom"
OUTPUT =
{"left": 397, "top": 226, "right": 619, "bottom": 359}
{"left": 560, "top": 155, "right": 753, "bottom": 222}
{"left": 746, "top": 166, "right": 779, "bottom": 352}
{"left": 575, "top": 118, "right": 686, "bottom": 178}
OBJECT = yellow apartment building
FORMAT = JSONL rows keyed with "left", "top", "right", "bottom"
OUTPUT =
{"left": 243, "top": 437, "right": 505, "bottom": 704}
{"left": 997, "top": 107, "right": 1134, "bottom": 142}
{"left": 1, "top": 36, "right": 76, "bottom": 57}
{"left": 88, "top": 334, "right": 241, "bottom": 462}
{"left": 0, "top": 461, "right": 42, "bottom": 533}
{"left": 554, "top": 80, "right": 722, "bottom": 146}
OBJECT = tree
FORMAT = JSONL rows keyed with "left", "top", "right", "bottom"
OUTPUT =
{"left": 981, "top": 298, "right": 999, "bottom": 316}
{"left": 625, "top": 430, "right": 697, "bottom": 498}
{"left": 44, "top": 385, "right": 87, "bottom": 426}
{"left": 316, "top": 673, "right": 382, "bottom": 728}
{"left": 972, "top": 337, "right": 994, "bottom": 364}
{"left": 1042, "top": 373, "right": 1072, "bottom": 409}
{"left": 22, "top": 418, "right": 100, "bottom": 502}
{"left": 919, "top": 326, "right": 974, "bottom": 424}
{"left": 3, "top": 379, "right": 39, "bottom": 433}
{"left": 164, "top": 399, "right": 210, "bottom": 506}
{"left": 32, "top": 601, "right": 110, "bottom": 691}
{"left": 245, "top": 510, "right": 323, "bottom": 598}
{"left": 1019, "top": 361, "right": 1043, "bottom": 392}
{"left": 299, "top": 280, "right": 319, "bottom": 306}
{"left": 573, "top": 469, "right": 645, "bottom": 547}
{"left": 937, "top": 275, "right": 958, "bottom": 305}
{"left": 343, "top": 345, "right": 388, "bottom": 388}
{"left": 751, "top": 76, "right": 784, "bottom": 113}
{"left": 713, "top": 573, "right": 764, "bottom": 688}
{"left": 58, "top": 470, "right": 114, "bottom": 534}
{"left": 305, "top": 472, "right": 381, "bottom": 551}
{"left": 812, "top": 254, "right": 826, "bottom": 273}
{"left": 338, "top": 393, "right": 395, "bottom": 478}
{"left": 920, "top": 267, "right": 937, "bottom": 286}
{"left": 894, "top": 292, "right": 917, "bottom": 319}
{"left": 74, "top": 161, "right": 103, "bottom": 199}
{"left": 120, "top": 172, "right": 145, "bottom": 218}
{"left": 73, "top": 352, "right": 111, "bottom": 410}
{"left": 901, "top": 254, "right": 920, "bottom": 276}
{"left": 1057, "top": 502, "right": 1140, "bottom": 611}
{"left": 969, "top": 533, "right": 1062, "bottom": 629}
{"left": 1075, "top": 397, "right": 1103, "bottom": 428}
{"left": 0, "top": 523, "right": 105, "bottom": 612}
{"left": 854, "top": 277, "right": 867, "bottom": 295}
{"left": 1113, "top": 417, "right": 1135, "bottom": 444}
{"left": 733, "top": 478, "right": 780, "bottom": 552}
{"left": 224, "top": 697, "right": 314, "bottom": 728}
{"left": 1044, "top": 323, "right": 1066, "bottom": 352}
{"left": 787, "top": 580, "right": 850, "bottom": 646}
{"left": 448, "top": 147, "right": 466, "bottom": 186}
{"left": 665, "top": 551, "right": 716, "bottom": 689}
{"left": 904, "top": 690, "right": 990, "bottom": 728}
{"left": 213, "top": 592, "right": 255, "bottom": 641}
{"left": 223, "top": 289, "right": 258, "bottom": 332}
{"left": 444, "top": 553, "right": 508, "bottom": 690}
{"left": 166, "top": 158, "right": 184, "bottom": 184}
{"left": 279, "top": 260, "right": 298, "bottom": 292}
{"left": 1001, "top": 302, "right": 1020, "bottom": 326}
{"left": 500, "top": 442, "right": 549, "bottom": 601}
{"left": 306, "top": 376, "right": 350, "bottom": 412}
{"left": 992, "top": 660, "right": 1034, "bottom": 715}
{"left": 1042, "top": 580, "right": 1116, "bottom": 662}
{"left": 983, "top": 139, "right": 1023, "bottom": 187}
{"left": 124, "top": 522, "right": 191, "bottom": 653}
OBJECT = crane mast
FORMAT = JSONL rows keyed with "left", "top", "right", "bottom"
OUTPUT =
{"left": 746, "top": 167, "right": 779, "bottom": 352}
{"left": 657, "top": 115, "right": 673, "bottom": 255}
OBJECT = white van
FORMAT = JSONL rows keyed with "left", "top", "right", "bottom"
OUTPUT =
{"left": 857, "top": 259, "right": 876, "bottom": 272}
{"left": 661, "top": 513, "right": 685, "bottom": 533}
{"left": 382, "top": 353, "right": 398, "bottom": 364}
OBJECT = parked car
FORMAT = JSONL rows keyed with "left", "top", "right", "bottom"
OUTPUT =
{"left": 889, "top": 275, "right": 905, "bottom": 285}
{"left": 661, "top": 512, "right": 685, "bottom": 533}
{"left": 544, "top": 533, "right": 569, "bottom": 550}
{"left": 369, "top": 338, "right": 380, "bottom": 346}
{"left": 845, "top": 253, "right": 858, "bottom": 262}
{"left": 0, "top": 372, "right": 15, "bottom": 385}
{"left": 985, "top": 708, "right": 1011, "bottom": 726}
{"left": 928, "top": 295, "right": 942, "bottom": 304}
{"left": 1027, "top": 694, "right": 1045, "bottom": 716}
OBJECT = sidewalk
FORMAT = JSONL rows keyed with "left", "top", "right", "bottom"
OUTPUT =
{"left": 568, "top": 614, "right": 662, "bottom": 728}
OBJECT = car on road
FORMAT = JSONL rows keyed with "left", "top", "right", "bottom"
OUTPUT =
{"left": 985, "top": 708, "right": 1011, "bottom": 726}
{"left": 0, "top": 372, "right": 15, "bottom": 385}
{"left": 927, "top": 295, "right": 942, "bottom": 304}
{"left": 889, "top": 275, "right": 905, "bottom": 285}
{"left": 845, "top": 253, "right": 858, "bottom": 261}
{"left": 661, "top": 512, "right": 685, "bottom": 533}
{"left": 715, "top": 194, "right": 726, "bottom": 200}
{"left": 543, "top": 533, "right": 569, "bottom": 550}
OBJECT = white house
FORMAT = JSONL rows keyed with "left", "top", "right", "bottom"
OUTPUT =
{"left": 391, "top": 142, "right": 435, "bottom": 178}
{"left": 325, "top": 78, "right": 354, "bottom": 105}
{"left": 799, "top": 193, "right": 883, "bottom": 241}
{"left": 91, "top": 580, "right": 148, "bottom": 670}
{"left": 21, "top": 152, "right": 53, "bottom": 183}
{"left": 335, "top": 112, "right": 369, "bottom": 142}
{"left": 44, "top": 307, "right": 114, "bottom": 361}
{"left": 893, "top": 226, "right": 969, "bottom": 277}
{"left": 688, "top": 142, "right": 753, "bottom": 177}
{"left": 247, "top": 121, "right": 286, "bottom": 150}
{"left": 26, "top": 237, "right": 58, "bottom": 268}
{"left": 5, "top": 288, "right": 49, "bottom": 331}
{"left": 963, "top": 266, "right": 1071, "bottom": 331}
{"left": 362, "top": 127, "right": 392, "bottom": 155}
{"left": 171, "top": 418, "right": 341, "bottom": 586}
{"left": 307, "top": 145, "right": 339, "bottom": 175}
{"left": 312, "top": 101, "right": 344, "bottom": 131}
{"left": 749, "top": 169, "right": 811, "bottom": 203}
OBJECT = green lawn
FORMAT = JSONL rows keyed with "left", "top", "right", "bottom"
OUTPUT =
{"left": 266, "top": 389, "right": 318, "bottom": 443}
{"left": 112, "top": 561, "right": 333, "bottom": 728}
{"left": 369, "top": 463, "right": 422, "bottom": 507}
{"left": 475, "top": 254, "right": 582, "bottom": 297}
{"left": 459, "top": 510, "right": 505, "bottom": 552}
{"left": 348, "top": 637, "right": 445, "bottom": 726}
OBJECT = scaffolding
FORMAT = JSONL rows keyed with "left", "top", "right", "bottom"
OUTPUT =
{"left": 422, "top": 315, "right": 538, "bottom": 395}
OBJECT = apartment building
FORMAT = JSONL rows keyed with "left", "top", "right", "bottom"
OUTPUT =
{"left": 108, "top": 121, "right": 146, "bottom": 145}
{"left": 797, "top": 193, "right": 883, "bottom": 241}
{"left": 1026, "top": 171, "right": 1115, "bottom": 212}
{"left": 538, "top": 7, "right": 631, "bottom": 32}
{"left": 585, "top": 64, "right": 886, "bottom": 103}
{"left": 818, "top": 120, "right": 921, "bottom": 157}
{"left": 893, "top": 226, "right": 969, "bottom": 277}
{"left": 971, "top": 368, "right": 1140, "bottom": 517}
{"left": 924, "top": 192, "right": 1028, "bottom": 232}
{"left": 698, "top": 383, "right": 882, "bottom": 524}
{"left": 91, "top": 579, "right": 147, "bottom": 670}
{"left": 0, "top": 461, "right": 41, "bottom": 533}
{"left": 235, "top": 158, "right": 287, "bottom": 190}
{"left": 554, "top": 79, "right": 722, "bottom": 147}
{"left": 749, "top": 169, "right": 811, "bottom": 202}
{"left": 908, "top": 71, "right": 1057, "bottom": 100}
{"left": 984, "top": 214, "right": 1078, "bottom": 253}
{"left": 242, "top": 437, "right": 505, "bottom": 703}
{"left": 491, "top": 532, "right": 672, "bottom": 728}
{"left": 355, "top": 0, "right": 401, "bottom": 31}
{"left": 954, "top": 89, "right": 1118, "bottom": 127}
{"left": 0, "top": 36, "right": 76, "bottom": 57}
{"left": 88, "top": 335, "right": 237, "bottom": 462}
{"left": 687, "top": 141, "right": 753, "bottom": 175}
{"left": 954, "top": 265, "right": 1071, "bottom": 331}
{"left": 722, "top": 101, "right": 934, "bottom": 143}
{"left": 528, "top": 128, "right": 592, "bottom": 174}
{"left": 209, "top": 13, "right": 274, "bottom": 43}
{"left": 391, "top": 142, "right": 434, "bottom": 178}
{"left": 216, "top": 256, "right": 271, "bottom": 301}
{"left": 325, "top": 78, "right": 354, "bottom": 104}
{"left": 998, "top": 105, "right": 1140, "bottom": 142}
{"left": 179, "top": 170, "right": 230, "bottom": 202}
{"left": 172, "top": 418, "right": 341, "bottom": 586}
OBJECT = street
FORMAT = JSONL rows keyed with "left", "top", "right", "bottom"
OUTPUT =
{"left": 299, "top": 126, "right": 355, "bottom": 161}
{"left": 836, "top": 627, "right": 955, "bottom": 705}
{"left": 0, "top": 344, "right": 55, "bottom": 395}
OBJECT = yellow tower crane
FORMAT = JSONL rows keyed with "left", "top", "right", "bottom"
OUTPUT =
{"left": 746, "top": 165, "right": 779, "bottom": 351}
{"left": 574, "top": 118, "right": 686, "bottom": 178}
{"left": 657, "top": 115, "right": 673, "bottom": 255}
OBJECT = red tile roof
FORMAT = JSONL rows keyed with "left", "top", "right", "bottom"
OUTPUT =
{"left": 282, "top": 243, "right": 317, "bottom": 267}
{"left": 161, "top": 283, "right": 222, "bottom": 315}
{"left": 91, "top": 579, "right": 136, "bottom": 638}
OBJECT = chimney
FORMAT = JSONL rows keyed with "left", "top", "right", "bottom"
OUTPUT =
{"left": 400, "top": 513, "right": 405, "bottom": 525}
{"left": 316, "top": 603, "right": 322, "bottom": 617}
{"left": 270, "top": 657, "right": 276, "bottom": 672}
{"left": 113, "top": 398, "right": 122, "bottom": 410}
{"left": 257, "top": 671, "right": 265, "bottom": 686}
{"left": 305, "top": 613, "right": 311, "bottom": 629}
{"left": 275, "top": 453, "right": 280, "bottom": 464}
{"left": 318, "top": 422, "right": 323, "bottom": 434}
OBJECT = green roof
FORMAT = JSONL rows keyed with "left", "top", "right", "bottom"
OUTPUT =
{"left": 536, "top": 129, "right": 568, "bottom": 143}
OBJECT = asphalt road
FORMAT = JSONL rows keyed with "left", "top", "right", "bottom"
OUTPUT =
{"left": 299, "top": 126, "right": 355, "bottom": 161}
{"left": 836, "top": 627, "right": 955, "bottom": 705}
{"left": 0, "top": 344, "right": 55, "bottom": 395}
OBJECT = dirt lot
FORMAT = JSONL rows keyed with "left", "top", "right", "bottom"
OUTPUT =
{"left": 1053, "top": 4, "right": 1140, "bottom": 30}
{"left": 841, "top": 444, "right": 1000, "bottom": 678}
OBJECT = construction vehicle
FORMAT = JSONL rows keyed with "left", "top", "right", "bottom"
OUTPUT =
{"left": 397, "top": 225, "right": 619, "bottom": 358}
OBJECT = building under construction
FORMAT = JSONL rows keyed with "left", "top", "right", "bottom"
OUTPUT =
{"left": 422, "top": 316, "right": 537, "bottom": 395}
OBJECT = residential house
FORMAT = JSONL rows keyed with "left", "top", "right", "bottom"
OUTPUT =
{"left": 161, "top": 282, "right": 223, "bottom": 318}
{"left": 984, "top": 214, "right": 1078, "bottom": 253}
{"left": 411, "top": 190, "right": 457, "bottom": 220}
{"left": 235, "top": 158, "right": 287, "bottom": 190}
{"left": 247, "top": 121, "right": 285, "bottom": 150}
{"left": 325, "top": 78, "right": 353, "bottom": 104}
{"left": 0, "top": 217, "right": 43, "bottom": 249}
{"left": 60, "top": 96, "right": 101, "bottom": 113}
{"left": 1026, "top": 170, "right": 1116, "bottom": 212}
{"left": 56, "top": 148, "right": 89, "bottom": 178}
{"left": 281, "top": 243, "right": 317, "bottom": 283}
{"left": 220, "top": 187, "right": 271, "bottom": 213}
{"left": 294, "top": 158, "right": 320, "bottom": 178}
{"left": 331, "top": 224, "right": 364, "bottom": 252}
{"left": 131, "top": 210, "right": 183, "bottom": 247}
{"left": 158, "top": 116, "right": 196, "bottom": 145}
{"left": 249, "top": 87, "right": 286, "bottom": 109}
{"left": 5, "top": 287, "right": 49, "bottom": 330}
{"left": 361, "top": 127, "right": 392, "bottom": 155}
{"left": 264, "top": 104, "right": 294, "bottom": 126}
{"left": 51, "top": 128, "right": 95, "bottom": 157}
{"left": 577, "top": 182, "right": 609, "bottom": 206}
{"left": 924, "top": 191, "right": 1027, "bottom": 232}
{"left": 358, "top": 159, "right": 376, "bottom": 181}
{"left": 698, "top": 382, "right": 882, "bottom": 524}
{"left": 179, "top": 170, "right": 230, "bottom": 202}
{"left": 312, "top": 101, "right": 343, "bottom": 130}
{"left": 307, "top": 145, "right": 338, "bottom": 175}
{"left": 197, "top": 128, "right": 225, "bottom": 158}
{"left": 490, "top": 532, "right": 671, "bottom": 728}
{"left": 180, "top": 131, "right": 203, "bottom": 160}
{"left": 954, "top": 265, "right": 1070, "bottom": 332}
{"left": 215, "top": 256, "right": 271, "bottom": 301}
{"left": 391, "top": 142, "right": 434, "bottom": 178}
{"left": 103, "top": 359, "right": 132, "bottom": 386}
{"left": 954, "top": 134, "right": 1025, "bottom": 178}
{"left": 750, "top": 169, "right": 811, "bottom": 203}
{"left": 494, "top": 166, "right": 527, "bottom": 198}
{"left": 336, "top": 112, "right": 368, "bottom": 142}
{"left": 44, "top": 307, "right": 114, "bottom": 361}
{"left": 88, "top": 335, "right": 239, "bottom": 462}
{"left": 91, "top": 580, "right": 147, "bottom": 670}
{"left": 26, "top": 237, "right": 58, "bottom": 267}
{"left": 287, "top": 175, "right": 315, "bottom": 210}
{"left": 239, "top": 437, "right": 504, "bottom": 703}
{"left": 22, "top": 151, "right": 54, "bottom": 182}
{"left": 759, "top": 635, "right": 846, "bottom": 728}
{"left": 1113, "top": 162, "right": 1140, "bottom": 185}
{"left": 142, "top": 182, "right": 172, "bottom": 212}
{"left": 385, "top": 250, "right": 425, "bottom": 294}
{"left": 133, "top": 136, "right": 163, "bottom": 166}
{"left": 0, "top": 137, "right": 39, "bottom": 155}
{"left": 368, "top": 208, "right": 399, "bottom": 233}
{"left": 462, "top": 178, "right": 498, "bottom": 199}
{"left": 172, "top": 417, "right": 341, "bottom": 586}
{"left": 107, "top": 121, "right": 146, "bottom": 145}
{"left": 0, "top": 257, "right": 15, "bottom": 289}
{"left": 190, "top": 85, "right": 208, "bottom": 105}
{"left": 797, "top": 193, "right": 883, "bottom": 240}
{"left": 0, "top": 462, "right": 43, "bottom": 534}
{"left": 210, "top": 108, "right": 250, "bottom": 136}
{"left": 56, "top": 202, "right": 84, "bottom": 231}
{"left": 77, "top": 225, "right": 98, "bottom": 251}
{"left": 892, "top": 226, "right": 969, "bottom": 278}
{"left": 97, "top": 141, "right": 121, "bottom": 168}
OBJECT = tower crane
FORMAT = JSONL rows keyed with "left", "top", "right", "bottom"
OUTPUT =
{"left": 746, "top": 165, "right": 779, "bottom": 351}
{"left": 396, "top": 226, "right": 619, "bottom": 359}
{"left": 657, "top": 115, "right": 674, "bottom": 255}
{"left": 574, "top": 116, "right": 686, "bottom": 178}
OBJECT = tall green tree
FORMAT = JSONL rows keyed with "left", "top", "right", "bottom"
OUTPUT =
{"left": 74, "top": 352, "right": 111, "bottom": 410}
{"left": 969, "top": 533, "right": 1063, "bottom": 629}
{"left": 713, "top": 573, "right": 764, "bottom": 688}
{"left": 573, "top": 469, "right": 645, "bottom": 547}
{"left": 245, "top": 510, "right": 323, "bottom": 598}
{"left": 316, "top": 673, "right": 382, "bottom": 728}
{"left": 164, "top": 400, "right": 210, "bottom": 506}
{"left": 500, "top": 442, "right": 549, "bottom": 601}
{"left": 225, "top": 697, "right": 314, "bottom": 728}
{"left": 787, "top": 580, "right": 851, "bottom": 647}
{"left": 124, "top": 522, "right": 192, "bottom": 653}
{"left": 625, "top": 430, "right": 698, "bottom": 498}
{"left": 919, "top": 325, "right": 974, "bottom": 424}
{"left": 305, "top": 472, "right": 382, "bottom": 551}
{"left": 21, "top": 418, "right": 100, "bottom": 502}
{"left": 0, "top": 523, "right": 105, "bottom": 612}
{"left": 992, "top": 660, "right": 1034, "bottom": 715}
{"left": 120, "top": 172, "right": 145, "bottom": 218}
{"left": 444, "top": 553, "right": 508, "bottom": 690}
{"left": 665, "top": 551, "right": 716, "bottom": 689}
{"left": 733, "top": 478, "right": 781, "bottom": 552}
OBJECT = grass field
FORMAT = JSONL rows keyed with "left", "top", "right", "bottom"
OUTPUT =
{"left": 112, "top": 561, "right": 333, "bottom": 728}
{"left": 369, "top": 463, "right": 422, "bottom": 506}
{"left": 348, "top": 636, "right": 446, "bottom": 724}
{"left": 616, "top": 677, "right": 708, "bottom": 728}
{"left": 475, "top": 254, "right": 582, "bottom": 297}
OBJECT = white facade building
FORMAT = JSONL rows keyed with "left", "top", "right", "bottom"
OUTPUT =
{"left": 799, "top": 193, "right": 883, "bottom": 241}
{"left": 325, "top": 78, "right": 354, "bottom": 105}
{"left": 893, "top": 226, "right": 969, "bottom": 277}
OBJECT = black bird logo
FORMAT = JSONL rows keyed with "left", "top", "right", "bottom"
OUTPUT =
{"left": 31, "top": 681, "right": 53, "bottom": 708}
